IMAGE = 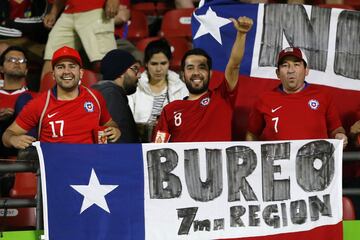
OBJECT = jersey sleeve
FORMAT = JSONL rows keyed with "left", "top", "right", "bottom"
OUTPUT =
{"left": 15, "top": 96, "right": 43, "bottom": 132}
{"left": 217, "top": 74, "right": 239, "bottom": 106}
{"left": 247, "top": 98, "right": 265, "bottom": 137}
{"left": 93, "top": 89, "right": 112, "bottom": 125}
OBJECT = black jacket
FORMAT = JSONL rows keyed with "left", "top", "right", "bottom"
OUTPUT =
{"left": 92, "top": 81, "right": 139, "bottom": 143}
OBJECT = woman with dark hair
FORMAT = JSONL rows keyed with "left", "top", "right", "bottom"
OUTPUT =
{"left": 128, "top": 38, "right": 188, "bottom": 142}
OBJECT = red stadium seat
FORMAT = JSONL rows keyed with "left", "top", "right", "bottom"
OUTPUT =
{"left": 9, "top": 172, "right": 37, "bottom": 198}
{"left": 132, "top": 2, "right": 173, "bottom": 16}
{"left": 159, "top": 8, "right": 194, "bottom": 38}
{"left": 39, "top": 69, "right": 99, "bottom": 92}
{"left": 126, "top": 10, "right": 149, "bottom": 43}
{"left": 343, "top": 196, "right": 356, "bottom": 220}
{"left": 166, "top": 37, "right": 192, "bottom": 71}
{"left": 0, "top": 207, "right": 36, "bottom": 230}
{"left": 132, "top": 2, "right": 157, "bottom": 15}
{"left": 156, "top": 2, "right": 173, "bottom": 15}
{"left": 135, "top": 37, "right": 161, "bottom": 52}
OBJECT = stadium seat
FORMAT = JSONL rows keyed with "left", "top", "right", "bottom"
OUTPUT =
{"left": 166, "top": 37, "right": 192, "bottom": 71}
{"left": 0, "top": 207, "right": 36, "bottom": 231}
{"left": 343, "top": 196, "right": 356, "bottom": 220}
{"left": 9, "top": 172, "right": 37, "bottom": 198}
{"left": 39, "top": 69, "right": 99, "bottom": 92}
{"left": 132, "top": 2, "right": 157, "bottom": 15}
{"left": 159, "top": 8, "right": 194, "bottom": 38}
{"left": 318, "top": 4, "right": 355, "bottom": 10}
{"left": 135, "top": 37, "right": 161, "bottom": 52}
{"left": 126, "top": 10, "right": 149, "bottom": 43}
{"left": 132, "top": 2, "right": 173, "bottom": 16}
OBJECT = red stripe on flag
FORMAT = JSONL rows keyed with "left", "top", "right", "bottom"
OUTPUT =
{"left": 220, "top": 221, "right": 343, "bottom": 240}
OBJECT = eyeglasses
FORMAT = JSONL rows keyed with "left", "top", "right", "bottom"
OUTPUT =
{"left": 5, "top": 57, "right": 27, "bottom": 64}
{"left": 129, "top": 66, "right": 140, "bottom": 75}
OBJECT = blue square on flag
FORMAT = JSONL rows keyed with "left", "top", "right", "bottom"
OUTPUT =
{"left": 192, "top": 0, "right": 258, "bottom": 74}
{"left": 38, "top": 143, "right": 144, "bottom": 240}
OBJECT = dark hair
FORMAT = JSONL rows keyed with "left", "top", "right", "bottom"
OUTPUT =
{"left": 180, "top": 48, "right": 212, "bottom": 71}
{"left": 144, "top": 38, "right": 172, "bottom": 64}
{"left": 0, "top": 46, "right": 28, "bottom": 66}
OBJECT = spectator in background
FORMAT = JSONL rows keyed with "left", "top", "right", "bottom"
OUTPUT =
{"left": 350, "top": 117, "right": 360, "bottom": 148}
{"left": 0, "top": 46, "right": 29, "bottom": 157}
{"left": 246, "top": 47, "right": 348, "bottom": 148}
{"left": 93, "top": 49, "right": 140, "bottom": 143}
{"left": 41, "top": 0, "right": 119, "bottom": 80}
{"left": 114, "top": 0, "right": 144, "bottom": 62}
{"left": 154, "top": 16, "right": 253, "bottom": 142}
{"left": 2, "top": 46, "right": 120, "bottom": 149}
{"left": 128, "top": 38, "right": 188, "bottom": 142}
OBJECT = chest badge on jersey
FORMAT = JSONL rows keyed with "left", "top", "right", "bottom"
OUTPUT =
{"left": 200, "top": 97, "right": 210, "bottom": 106}
{"left": 308, "top": 99, "right": 320, "bottom": 110}
{"left": 84, "top": 101, "right": 95, "bottom": 112}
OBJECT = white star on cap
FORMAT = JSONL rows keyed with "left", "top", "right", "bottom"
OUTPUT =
{"left": 71, "top": 168, "right": 118, "bottom": 214}
{"left": 193, "top": 7, "right": 231, "bottom": 44}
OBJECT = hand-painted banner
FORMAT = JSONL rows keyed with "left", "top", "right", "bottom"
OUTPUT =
{"left": 36, "top": 139, "right": 343, "bottom": 240}
{"left": 192, "top": 1, "right": 360, "bottom": 139}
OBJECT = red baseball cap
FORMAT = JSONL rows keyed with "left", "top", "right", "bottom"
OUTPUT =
{"left": 52, "top": 46, "right": 82, "bottom": 67}
{"left": 277, "top": 47, "right": 308, "bottom": 66}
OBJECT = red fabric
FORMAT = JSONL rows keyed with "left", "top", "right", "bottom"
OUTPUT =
{"left": 208, "top": 72, "right": 360, "bottom": 141}
{"left": 155, "top": 75, "right": 237, "bottom": 142}
{"left": 119, "top": 0, "right": 130, "bottom": 7}
{"left": 9, "top": 0, "right": 30, "bottom": 19}
{"left": 222, "top": 222, "right": 343, "bottom": 240}
{"left": 16, "top": 86, "right": 111, "bottom": 143}
{"left": 64, "top": 0, "right": 128, "bottom": 13}
{"left": 64, "top": 0, "right": 105, "bottom": 13}
{"left": 0, "top": 87, "right": 28, "bottom": 109}
{"left": 247, "top": 84, "right": 342, "bottom": 141}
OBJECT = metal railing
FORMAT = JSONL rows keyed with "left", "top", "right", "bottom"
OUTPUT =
{"left": 0, "top": 158, "right": 43, "bottom": 230}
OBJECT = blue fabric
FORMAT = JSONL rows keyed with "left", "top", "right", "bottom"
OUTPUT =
{"left": 40, "top": 143, "right": 145, "bottom": 240}
{"left": 192, "top": 0, "right": 258, "bottom": 75}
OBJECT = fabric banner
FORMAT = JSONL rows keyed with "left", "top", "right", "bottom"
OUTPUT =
{"left": 35, "top": 139, "right": 343, "bottom": 239}
{"left": 192, "top": 1, "right": 360, "bottom": 139}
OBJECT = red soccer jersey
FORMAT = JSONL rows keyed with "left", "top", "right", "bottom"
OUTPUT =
{"left": 16, "top": 86, "right": 111, "bottom": 143}
{"left": 0, "top": 87, "right": 28, "bottom": 109}
{"left": 247, "top": 84, "right": 342, "bottom": 141}
{"left": 154, "top": 77, "right": 237, "bottom": 142}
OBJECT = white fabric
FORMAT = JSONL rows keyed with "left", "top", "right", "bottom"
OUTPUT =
{"left": 128, "top": 70, "right": 189, "bottom": 123}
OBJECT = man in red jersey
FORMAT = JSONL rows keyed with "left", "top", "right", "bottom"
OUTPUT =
{"left": 153, "top": 16, "right": 253, "bottom": 142}
{"left": 0, "top": 45, "right": 31, "bottom": 157}
{"left": 246, "top": 46, "right": 348, "bottom": 147}
{"left": 0, "top": 46, "right": 28, "bottom": 122}
{"left": 41, "top": 0, "right": 120, "bottom": 79}
{"left": 2, "top": 46, "right": 120, "bottom": 149}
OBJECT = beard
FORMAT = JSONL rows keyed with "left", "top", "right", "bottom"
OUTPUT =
{"left": 56, "top": 74, "right": 80, "bottom": 92}
{"left": 5, "top": 69, "right": 27, "bottom": 79}
{"left": 185, "top": 78, "right": 209, "bottom": 95}
{"left": 122, "top": 73, "right": 138, "bottom": 95}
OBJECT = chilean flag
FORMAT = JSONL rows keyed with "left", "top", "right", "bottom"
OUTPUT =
{"left": 192, "top": 0, "right": 360, "bottom": 140}
{"left": 36, "top": 140, "right": 343, "bottom": 240}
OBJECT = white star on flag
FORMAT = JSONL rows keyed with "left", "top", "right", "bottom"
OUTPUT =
{"left": 71, "top": 168, "right": 118, "bottom": 214}
{"left": 193, "top": 7, "right": 231, "bottom": 44}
